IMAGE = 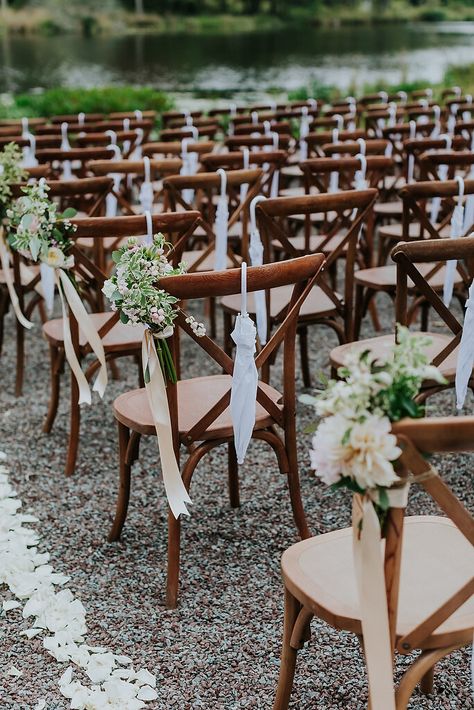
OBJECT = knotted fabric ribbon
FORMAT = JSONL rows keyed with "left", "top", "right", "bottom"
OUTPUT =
{"left": 105, "top": 144, "right": 123, "bottom": 218}
{"left": 455, "top": 273, "right": 474, "bottom": 409}
{"left": 230, "top": 262, "right": 258, "bottom": 464}
{"left": 353, "top": 484, "right": 410, "bottom": 710}
{"left": 139, "top": 156, "right": 154, "bottom": 214}
{"left": 142, "top": 329, "right": 192, "bottom": 518}
{"left": 180, "top": 137, "right": 198, "bottom": 205}
{"left": 249, "top": 195, "right": 267, "bottom": 345}
{"left": 0, "top": 227, "right": 34, "bottom": 329}
{"left": 299, "top": 106, "right": 311, "bottom": 161}
{"left": 443, "top": 176, "right": 465, "bottom": 307}
{"left": 60, "top": 122, "right": 72, "bottom": 180}
{"left": 214, "top": 168, "right": 229, "bottom": 271}
{"left": 56, "top": 268, "right": 108, "bottom": 405}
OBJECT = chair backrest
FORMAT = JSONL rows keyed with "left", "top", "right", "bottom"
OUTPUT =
{"left": 201, "top": 150, "right": 287, "bottom": 197}
{"left": 156, "top": 254, "right": 325, "bottom": 448}
{"left": 256, "top": 189, "right": 378, "bottom": 341}
{"left": 301, "top": 156, "right": 394, "bottom": 194}
{"left": 160, "top": 124, "right": 219, "bottom": 142}
{"left": 142, "top": 140, "right": 216, "bottom": 159}
{"left": 162, "top": 110, "right": 203, "bottom": 128}
{"left": 233, "top": 121, "right": 291, "bottom": 136}
{"left": 419, "top": 150, "right": 474, "bottom": 181}
{"left": 163, "top": 168, "right": 264, "bottom": 265}
{"left": 35, "top": 147, "right": 117, "bottom": 177}
{"left": 323, "top": 139, "right": 389, "bottom": 157}
{"left": 11, "top": 176, "right": 113, "bottom": 218}
{"left": 392, "top": 236, "right": 474, "bottom": 375}
{"left": 403, "top": 136, "right": 468, "bottom": 181}
{"left": 304, "top": 130, "right": 368, "bottom": 158}
{"left": 378, "top": 415, "right": 474, "bottom": 651}
{"left": 225, "top": 134, "right": 292, "bottom": 152}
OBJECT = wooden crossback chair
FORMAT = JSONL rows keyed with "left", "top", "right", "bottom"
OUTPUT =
{"left": 35, "top": 147, "right": 117, "bottom": 179}
{"left": 160, "top": 124, "right": 219, "bottom": 142}
{"left": 163, "top": 168, "right": 264, "bottom": 270}
{"left": 350, "top": 179, "right": 474, "bottom": 337}
{"left": 273, "top": 415, "right": 474, "bottom": 710}
{"left": 331, "top": 236, "right": 474, "bottom": 399}
{"left": 233, "top": 121, "right": 292, "bottom": 136}
{"left": 88, "top": 158, "right": 183, "bottom": 216}
{"left": 42, "top": 211, "right": 202, "bottom": 476}
{"left": 162, "top": 110, "right": 203, "bottom": 128}
{"left": 2, "top": 177, "right": 114, "bottom": 397}
{"left": 201, "top": 150, "right": 288, "bottom": 198}
{"left": 142, "top": 140, "right": 216, "bottom": 161}
{"left": 322, "top": 139, "right": 389, "bottom": 158}
{"left": 75, "top": 130, "right": 142, "bottom": 158}
{"left": 419, "top": 150, "right": 474, "bottom": 182}
{"left": 225, "top": 134, "right": 292, "bottom": 152}
{"left": 221, "top": 190, "right": 377, "bottom": 387}
{"left": 109, "top": 254, "right": 326, "bottom": 608}
{"left": 303, "top": 129, "right": 368, "bottom": 158}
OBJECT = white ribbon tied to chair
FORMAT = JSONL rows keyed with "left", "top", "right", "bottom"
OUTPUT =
{"left": 180, "top": 137, "right": 198, "bottom": 205}
{"left": 142, "top": 329, "right": 192, "bottom": 518}
{"left": 407, "top": 120, "right": 417, "bottom": 184}
{"left": 56, "top": 268, "right": 108, "bottom": 405}
{"left": 0, "top": 227, "right": 34, "bottom": 329}
{"left": 299, "top": 106, "right": 311, "bottom": 161}
{"left": 60, "top": 122, "right": 72, "bottom": 180}
{"left": 329, "top": 127, "right": 340, "bottom": 193}
{"left": 214, "top": 168, "right": 229, "bottom": 272}
{"left": 353, "top": 485, "right": 410, "bottom": 710}
{"left": 239, "top": 146, "right": 250, "bottom": 205}
{"left": 230, "top": 262, "right": 258, "bottom": 465}
{"left": 430, "top": 135, "right": 452, "bottom": 224}
{"left": 455, "top": 277, "right": 474, "bottom": 409}
{"left": 249, "top": 195, "right": 267, "bottom": 345}
{"left": 105, "top": 144, "right": 123, "bottom": 218}
{"left": 139, "top": 156, "right": 154, "bottom": 214}
{"left": 269, "top": 132, "right": 280, "bottom": 198}
{"left": 463, "top": 167, "right": 474, "bottom": 235}
{"left": 143, "top": 210, "right": 153, "bottom": 246}
{"left": 22, "top": 133, "right": 38, "bottom": 169}
{"left": 443, "top": 176, "right": 465, "bottom": 308}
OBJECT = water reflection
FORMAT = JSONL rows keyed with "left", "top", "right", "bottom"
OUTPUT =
{"left": 1, "top": 22, "right": 473, "bottom": 94}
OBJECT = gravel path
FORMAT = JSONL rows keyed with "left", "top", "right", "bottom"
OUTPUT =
{"left": 0, "top": 291, "right": 472, "bottom": 709}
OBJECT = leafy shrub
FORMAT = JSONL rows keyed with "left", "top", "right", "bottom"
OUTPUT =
{"left": 12, "top": 87, "right": 173, "bottom": 120}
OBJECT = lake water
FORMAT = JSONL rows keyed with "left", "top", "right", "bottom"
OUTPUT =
{"left": 1, "top": 22, "right": 473, "bottom": 97}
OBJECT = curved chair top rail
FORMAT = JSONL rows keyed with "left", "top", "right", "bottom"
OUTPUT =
{"left": 70, "top": 211, "right": 201, "bottom": 238}
{"left": 35, "top": 147, "right": 116, "bottom": 161}
{"left": 163, "top": 168, "right": 263, "bottom": 190}
{"left": 142, "top": 141, "right": 216, "bottom": 156}
{"left": 301, "top": 156, "right": 393, "bottom": 172}
{"left": 158, "top": 254, "right": 325, "bottom": 300}
{"left": 88, "top": 158, "right": 182, "bottom": 176}
{"left": 404, "top": 136, "right": 468, "bottom": 152}
{"left": 323, "top": 139, "right": 389, "bottom": 156}
{"left": 419, "top": 150, "right": 474, "bottom": 167}
{"left": 10, "top": 176, "right": 113, "bottom": 198}
{"left": 399, "top": 178, "right": 474, "bottom": 200}
{"left": 255, "top": 188, "right": 378, "bottom": 218}
{"left": 392, "top": 235, "right": 474, "bottom": 264}
{"left": 392, "top": 416, "right": 474, "bottom": 454}
{"left": 201, "top": 150, "right": 287, "bottom": 169}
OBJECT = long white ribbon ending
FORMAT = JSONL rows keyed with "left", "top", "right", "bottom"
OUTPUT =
{"left": 249, "top": 195, "right": 267, "bottom": 345}
{"left": 40, "top": 262, "right": 56, "bottom": 316}
{"left": 139, "top": 156, "right": 154, "bottom": 214}
{"left": 455, "top": 276, "right": 474, "bottom": 409}
{"left": 60, "top": 122, "right": 72, "bottom": 181}
{"left": 230, "top": 262, "right": 258, "bottom": 465}
{"left": 443, "top": 176, "right": 465, "bottom": 308}
{"left": 214, "top": 168, "right": 229, "bottom": 271}
{"left": 180, "top": 138, "right": 198, "bottom": 205}
{"left": 142, "top": 330, "right": 192, "bottom": 518}
{"left": 0, "top": 229, "right": 34, "bottom": 329}
{"left": 353, "top": 485, "right": 409, "bottom": 710}
{"left": 56, "top": 269, "right": 108, "bottom": 405}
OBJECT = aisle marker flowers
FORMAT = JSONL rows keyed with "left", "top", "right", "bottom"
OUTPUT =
{"left": 303, "top": 327, "right": 446, "bottom": 710}
{"left": 0, "top": 450, "right": 158, "bottom": 709}
{"left": 103, "top": 235, "right": 205, "bottom": 518}
{"left": 6, "top": 179, "right": 108, "bottom": 404}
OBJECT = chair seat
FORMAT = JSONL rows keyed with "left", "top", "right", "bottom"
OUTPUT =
{"left": 43, "top": 312, "right": 144, "bottom": 352}
{"left": 281, "top": 516, "right": 474, "bottom": 649}
{"left": 374, "top": 201, "right": 403, "bottom": 218}
{"left": 330, "top": 332, "right": 460, "bottom": 382}
{"left": 113, "top": 374, "right": 283, "bottom": 439}
{"left": 379, "top": 223, "right": 450, "bottom": 241}
{"left": 272, "top": 233, "right": 347, "bottom": 256}
{"left": 182, "top": 249, "right": 241, "bottom": 272}
{"left": 221, "top": 284, "right": 339, "bottom": 321}
{"left": 355, "top": 262, "right": 464, "bottom": 292}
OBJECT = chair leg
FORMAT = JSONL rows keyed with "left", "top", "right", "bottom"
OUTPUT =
{"left": 273, "top": 587, "right": 301, "bottom": 710}
{"left": 109, "top": 359, "right": 121, "bottom": 381}
{"left": 15, "top": 316, "right": 25, "bottom": 397}
{"left": 65, "top": 368, "right": 81, "bottom": 476}
{"left": 420, "top": 664, "right": 434, "bottom": 695}
{"left": 285, "top": 431, "right": 310, "bottom": 540}
{"left": 299, "top": 327, "right": 311, "bottom": 389}
{"left": 228, "top": 441, "right": 240, "bottom": 508}
{"left": 420, "top": 302, "right": 430, "bottom": 332}
{"left": 43, "top": 346, "right": 63, "bottom": 434}
{"left": 166, "top": 511, "right": 181, "bottom": 610}
{"left": 108, "top": 421, "right": 132, "bottom": 542}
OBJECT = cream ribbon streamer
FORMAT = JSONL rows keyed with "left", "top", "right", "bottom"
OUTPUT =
{"left": 430, "top": 135, "right": 452, "bottom": 224}
{"left": 455, "top": 275, "right": 474, "bottom": 409}
{"left": 353, "top": 485, "right": 410, "bottom": 710}
{"left": 239, "top": 146, "right": 250, "bottom": 205}
{"left": 56, "top": 269, "right": 108, "bottom": 405}
{"left": 230, "top": 262, "right": 258, "bottom": 464}
{"left": 299, "top": 106, "right": 311, "bottom": 161}
{"left": 249, "top": 195, "right": 267, "bottom": 345}
{"left": 443, "top": 176, "right": 465, "bottom": 308}
{"left": 105, "top": 144, "right": 123, "bottom": 218}
{"left": 0, "top": 228, "right": 34, "bottom": 329}
{"left": 407, "top": 121, "right": 417, "bottom": 184}
{"left": 329, "top": 126, "right": 340, "bottom": 194}
{"left": 180, "top": 137, "right": 198, "bottom": 205}
{"left": 142, "top": 330, "right": 192, "bottom": 518}
{"left": 139, "top": 156, "right": 154, "bottom": 214}
{"left": 40, "top": 262, "right": 55, "bottom": 316}
{"left": 214, "top": 168, "right": 229, "bottom": 271}
{"left": 60, "top": 122, "right": 72, "bottom": 180}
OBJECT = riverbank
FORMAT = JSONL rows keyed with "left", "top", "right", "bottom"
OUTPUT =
{"left": 1, "top": 3, "right": 474, "bottom": 37}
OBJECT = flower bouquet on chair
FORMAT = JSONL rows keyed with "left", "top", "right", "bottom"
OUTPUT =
{"left": 303, "top": 326, "right": 446, "bottom": 710}
{"left": 102, "top": 233, "right": 205, "bottom": 518}
{"left": 6, "top": 179, "right": 109, "bottom": 405}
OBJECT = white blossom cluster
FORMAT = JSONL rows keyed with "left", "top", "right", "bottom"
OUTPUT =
{"left": 304, "top": 327, "right": 446, "bottom": 492}
{"left": 0, "top": 142, "right": 27, "bottom": 209}
{"left": 0, "top": 451, "right": 158, "bottom": 709}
